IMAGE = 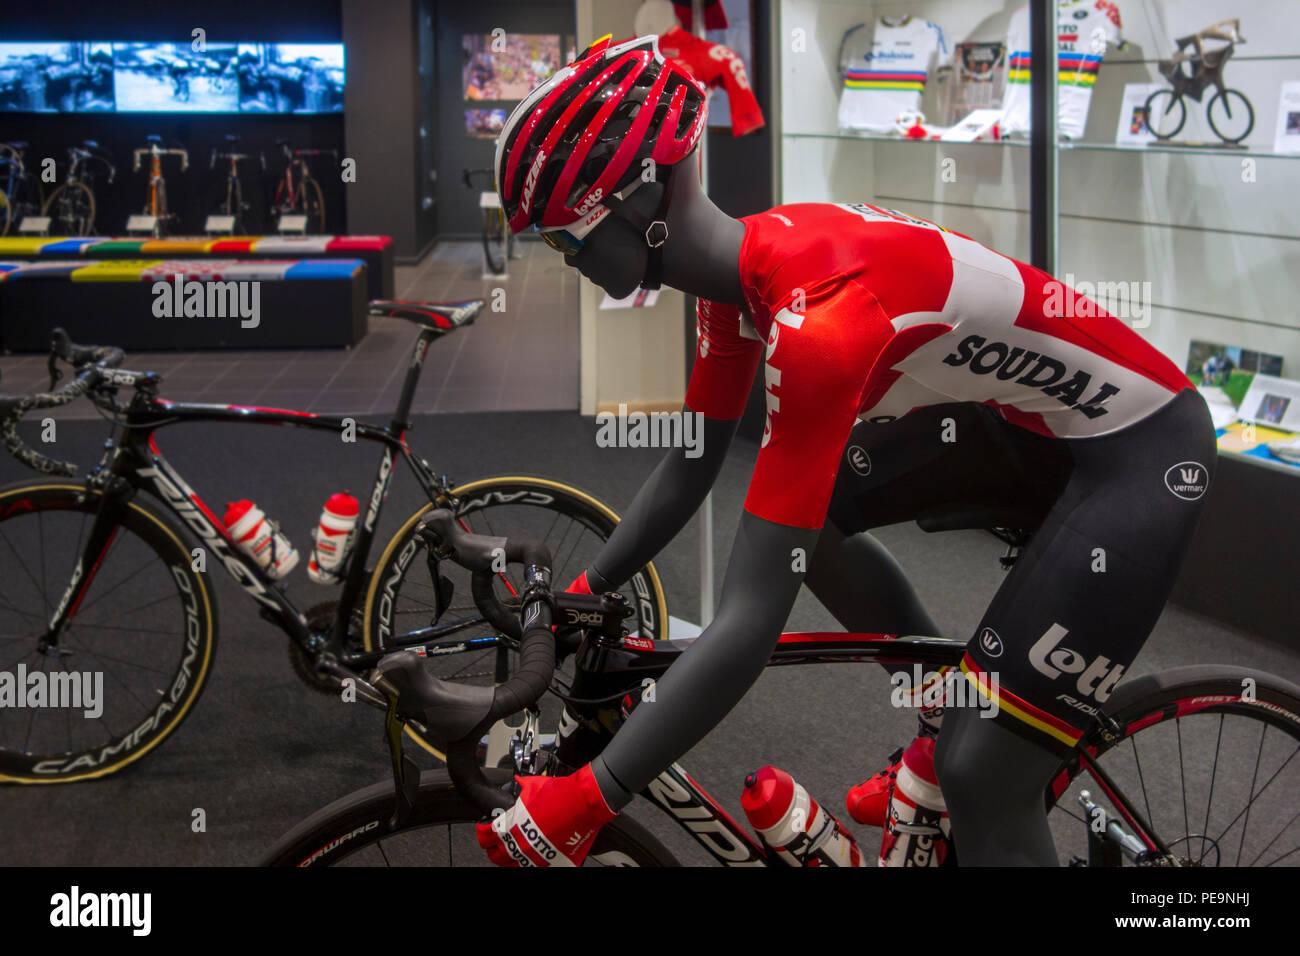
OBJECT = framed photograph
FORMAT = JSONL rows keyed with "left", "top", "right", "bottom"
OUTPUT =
{"left": 461, "top": 34, "right": 561, "bottom": 101}
{"left": 464, "top": 108, "right": 507, "bottom": 139}
{"left": 1274, "top": 81, "right": 1300, "bottom": 153}
{"left": 1115, "top": 82, "right": 1162, "bottom": 146}
{"left": 947, "top": 42, "right": 1006, "bottom": 126}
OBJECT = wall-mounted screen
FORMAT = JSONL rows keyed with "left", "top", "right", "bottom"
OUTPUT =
{"left": 0, "top": 42, "right": 115, "bottom": 113}
{"left": 0, "top": 41, "right": 344, "bottom": 113}
{"left": 113, "top": 42, "right": 241, "bottom": 112}
{"left": 461, "top": 34, "right": 561, "bottom": 101}
{"left": 465, "top": 108, "right": 507, "bottom": 139}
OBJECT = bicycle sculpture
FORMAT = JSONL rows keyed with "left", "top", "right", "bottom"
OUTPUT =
{"left": 209, "top": 133, "right": 265, "bottom": 234}
{"left": 42, "top": 141, "right": 116, "bottom": 237}
{"left": 1143, "top": 19, "right": 1254, "bottom": 144}
{"left": 271, "top": 140, "right": 333, "bottom": 234}
{"left": 130, "top": 135, "right": 190, "bottom": 237}
{"left": 463, "top": 167, "right": 516, "bottom": 275}
{"left": 0, "top": 141, "right": 46, "bottom": 237}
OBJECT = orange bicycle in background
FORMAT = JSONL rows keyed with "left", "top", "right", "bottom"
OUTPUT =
{"left": 130, "top": 134, "right": 189, "bottom": 237}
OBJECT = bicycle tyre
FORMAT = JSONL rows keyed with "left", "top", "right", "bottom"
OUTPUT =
{"left": 1045, "top": 665, "right": 1300, "bottom": 866}
{"left": 0, "top": 191, "right": 10, "bottom": 237}
{"left": 302, "top": 177, "right": 326, "bottom": 233}
{"left": 363, "top": 475, "right": 669, "bottom": 761}
{"left": 259, "top": 766, "right": 680, "bottom": 866}
{"left": 1207, "top": 88, "right": 1254, "bottom": 144}
{"left": 1142, "top": 89, "right": 1186, "bottom": 140}
{"left": 43, "top": 182, "right": 96, "bottom": 237}
{"left": 0, "top": 479, "right": 219, "bottom": 783}
{"left": 481, "top": 207, "right": 507, "bottom": 274}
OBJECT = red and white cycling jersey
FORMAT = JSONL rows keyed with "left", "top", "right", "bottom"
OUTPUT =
{"left": 685, "top": 202, "right": 1190, "bottom": 529}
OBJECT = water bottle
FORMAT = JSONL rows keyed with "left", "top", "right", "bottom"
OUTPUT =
{"left": 741, "top": 766, "right": 865, "bottom": 867}
{"left": 879, "top": 736, "right": 950, "bottom": 867}
{"left": 308, "top": 492, "right": 360, "bottom": 584}
{"left": 223, "top": 499, "right": 299, "bottom": 580}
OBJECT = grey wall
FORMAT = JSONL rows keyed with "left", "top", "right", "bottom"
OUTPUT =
{"left": 342, "top": 0, "right": 423, "bottom": 260}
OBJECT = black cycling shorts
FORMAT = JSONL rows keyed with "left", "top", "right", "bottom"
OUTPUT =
{"left": 826, "top": 389, "right": 1217, "bottom": 754}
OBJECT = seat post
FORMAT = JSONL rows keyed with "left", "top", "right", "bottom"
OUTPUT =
{"left": 390, "top": 327, "right": 437, "bottom": 432}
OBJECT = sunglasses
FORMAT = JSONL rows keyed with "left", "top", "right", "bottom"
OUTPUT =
{"left": 537, "top": 226, "right": 584, "bottom": 256}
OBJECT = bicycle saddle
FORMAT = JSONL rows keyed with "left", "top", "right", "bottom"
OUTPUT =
{"left": 225, "top": 133, "right": 240, "bottom": 143}
{"left": 83, "top": 139, "right": 99, "bottom": 148}
{"left": 372, "top": 650, "right": 493, "bottom": 743}
{"left": 8, "top": 140, "right": 28, "bottom": 150}
{"left": 146, "top": 134, "right": 162, "bottom": 143}
{"left": 367, "top": 299, "right": 484, "bottom": 332}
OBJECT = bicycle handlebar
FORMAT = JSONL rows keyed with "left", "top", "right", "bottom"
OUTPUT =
{"left": 0, "top": 328, "right": 124, "bottom": 475}
{"left": 372, "top": 511, "right": 557, "bottom": 815}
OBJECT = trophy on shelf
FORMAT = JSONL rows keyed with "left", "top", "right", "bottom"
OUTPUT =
{"left": 1142, "top": 19, "right": 1255, "bottom": 146}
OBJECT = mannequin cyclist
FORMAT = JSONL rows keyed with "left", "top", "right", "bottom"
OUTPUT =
{"left": 477, "top": 35, "right": 1215, "bottom": 867}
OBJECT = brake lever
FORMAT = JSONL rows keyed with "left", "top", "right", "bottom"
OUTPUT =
{"left": 383, "top": 688, "right": 422, "bottom": 828}
{"left": 47, "top": 351, "right": 62, "bottom": 391}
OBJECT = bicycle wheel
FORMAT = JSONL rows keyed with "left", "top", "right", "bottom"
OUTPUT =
{"left": 363, "top": 475, "right": 669, "bottom": 759}
{"left": 0, "top": 480, "right": 218, "bottom": 783}
{"left": 43, "top": 182, "right": 96, "bottom": 236}
{"left": 481, "top": 207, "right": 507, "bottom": 274}
{"left": 260, "top": 767, "right": 679, "bottom": 866}
{"left": 0, "top": 191, "right": 11, "bottom": 237}
{"left": 1045, "top": 666, "right": 1300, "bottom": 866}
{"left": 301, "top": 177, "right": 325, "bottom": 233}
{"left": 1207, "top": 88, "right": 1255, "bottom": 144}
{"left": 1142, "top": 89, "right": 1186, "bottom": 140}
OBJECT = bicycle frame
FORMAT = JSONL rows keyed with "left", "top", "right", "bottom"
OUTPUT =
{"left": 45, "top": 325, "right": 462, "bottom": 677}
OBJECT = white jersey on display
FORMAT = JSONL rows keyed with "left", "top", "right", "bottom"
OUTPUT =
{"left": 1000, "top": 0, "right": 1123, "bottom": 139}
{"left": 837, "top": 16, "right": 948, "bottom": 133}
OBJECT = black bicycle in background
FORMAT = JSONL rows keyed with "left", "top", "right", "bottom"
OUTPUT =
{"left": 209, "top": 133, "right": 265, "bottom": 234}
{"left": 0, "top": 141, "right": 45, "bottom": 237}
{"left": 42, "top": 141, "right": 116, "bottom": 237}
{"left": 271, "top": 140, "right": 335, "bottom": 233}
{"left": 463, "top": 167, "right": 515, "bottom": 274}
{"left": 0, "top": 303, "right": 667, "bottom": 783}
{"left": 263, "top": 513, "right": 1300, "bottom": 867}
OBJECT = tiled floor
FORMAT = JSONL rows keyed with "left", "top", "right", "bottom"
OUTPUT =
{"left": 0, "top": 240, "right": 578, "bottom": 420}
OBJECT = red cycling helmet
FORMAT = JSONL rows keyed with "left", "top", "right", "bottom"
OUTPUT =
{"left": 495, "top": 34, "right": 707, "bottom": 242}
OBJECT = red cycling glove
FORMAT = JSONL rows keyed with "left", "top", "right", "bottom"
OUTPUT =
{"left": 476, "top": 764, "right": 617, "bottom": 867}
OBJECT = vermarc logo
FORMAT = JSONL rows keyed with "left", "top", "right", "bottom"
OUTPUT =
{"left": 1164, "top": 461, "right": 1208, "bottom": 501}
{"left": 978, "top": 626, "right": 1003, "bottom": 658}
{"left": 847, "top": 445, "right": 872, "bottom": 476}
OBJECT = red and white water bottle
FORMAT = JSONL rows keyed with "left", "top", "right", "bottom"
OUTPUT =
{"left": 879, "top": 736, "right": 950, "bottom": 867}
{"left": 741, "top": 766, "right": 865, "bottom": 867}
{"left": 223, "top": 499, "right": 299, "bottom": 580}
{"left": 308, "top": 492, "right": 360, "bottom": 584}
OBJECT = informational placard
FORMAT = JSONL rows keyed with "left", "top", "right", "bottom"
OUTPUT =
{"left": 277, "top": 214, "right": 308, "bottom": 233}
{"left": 478, "top": 191, "right": 502, "bottom": 209}
{"left": 941, "top": 108, "right": 1003, "bottom": 142}
{"left": 204, "top": 214, "right": 236, "bottom": 234}
{"left": 1238, "top": 374, "right": 1300, "bottom": 431}
{"left": 17, "top": 216, "right": 51, "bottom": 235}
{"left": 1115, "top": 82, "right": 1163, "bottom": 146}
{"left": 1273, "top": 81, "right": 1300, "bottom": 153}
{"left": 125, "top": 214, "right": 157, "bottom": 234}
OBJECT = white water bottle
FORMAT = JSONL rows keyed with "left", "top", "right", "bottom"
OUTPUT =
{"left": 741, "top": 766, "right": 865, "bottom": 866}
{"left": 223, "top": 499, "right": 299, "bottom": 580}
{"left": 308, "top": 492, "right": 360, "bottom": 584}
{"left": 880, "top": 736, "right": 951, "bottom": 867}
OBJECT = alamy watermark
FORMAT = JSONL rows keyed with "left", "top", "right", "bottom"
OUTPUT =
{"left": 595, "top": 404, "right": 704, "bottom": 458}
{"left": 0, "top": 664, "right": 103, "bottom": 718}
{"left": 1044, "top": 274, "right": 1151, "bottom": 329}
{"left": 152, "top": 273, "right": 261, "bottom": 328}
{"left": 890, "top": 665, "right": 1000, "bottom": 718}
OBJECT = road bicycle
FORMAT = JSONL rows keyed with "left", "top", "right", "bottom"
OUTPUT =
{"left": 0, "top": 141, "right": 46, "bottom": 237}
{"left": 462, "top": 167, "right": 515, "bottom": 275}
{"left": 42, "top": 141, "right": 116, "bottom": 237}
{"left": 271, "top": 140, "right": 333, "bottom": 234}
{"left": 130, "top": 136, "right": 189, "bottom": 237}
{"left": 1143, "top": 19, "right": 1254, "bottom": 144}
{"left": 262, "top": 516, "right": 1300, "bottom": 867}
{"left": 208, "top": 133, "right": 265, "bottom": 234}
{"left": 0, "top": 302, "right": 667, "bottom": 783}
